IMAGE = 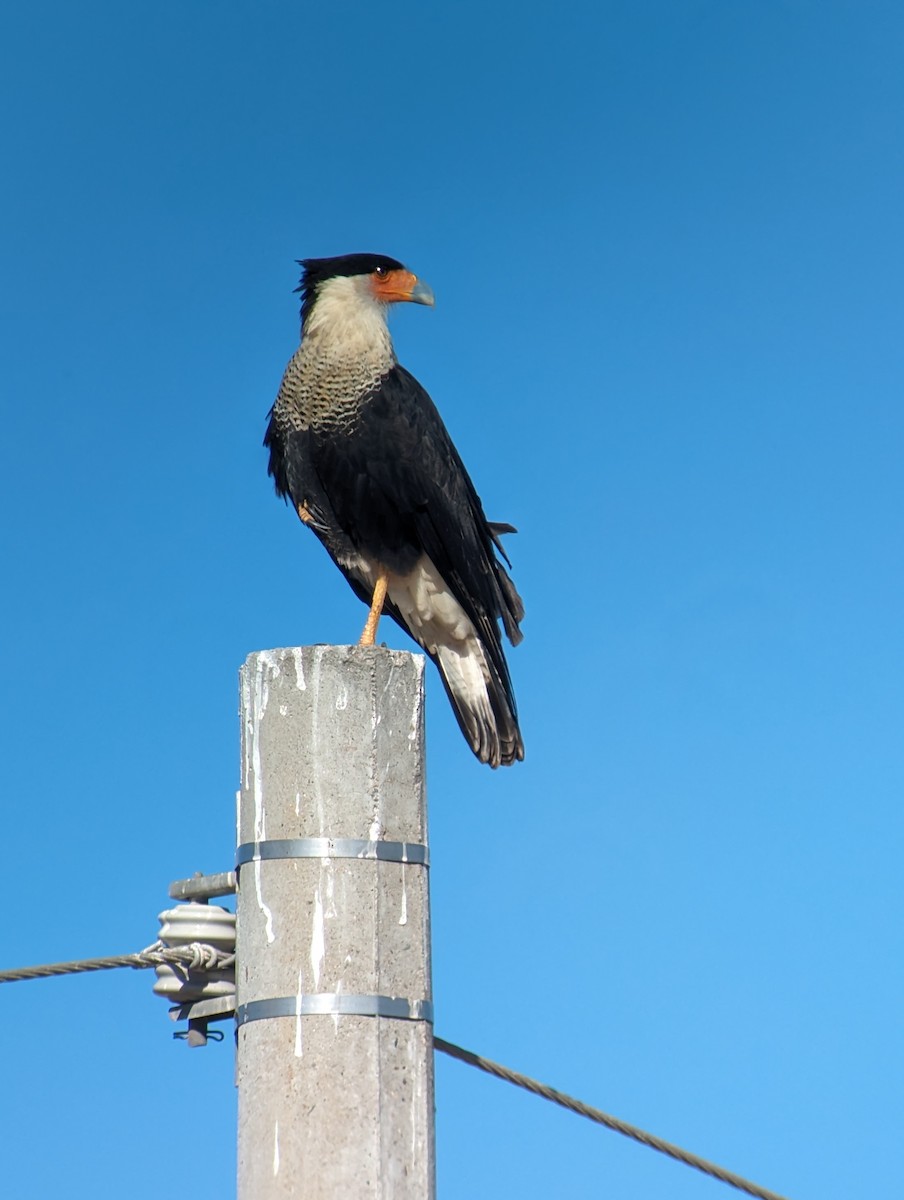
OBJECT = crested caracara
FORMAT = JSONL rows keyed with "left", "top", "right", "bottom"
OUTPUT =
{"left": 264, "top": 253, "right": 524, "bottom": 767}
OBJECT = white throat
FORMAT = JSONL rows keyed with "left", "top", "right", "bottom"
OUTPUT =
{"left": 303, "top": 275, "right": 395, "bottom": 368}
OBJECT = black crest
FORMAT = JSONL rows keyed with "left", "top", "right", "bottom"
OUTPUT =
{"left": 297, "top": 254, "right": 405, "bottom": 327}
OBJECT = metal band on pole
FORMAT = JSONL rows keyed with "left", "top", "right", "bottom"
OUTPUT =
{"left": 235, "top": 837, "right": 429, "bottom": 868}
{"left": 236, "top": 994, "right": 434, "bottom": 1026}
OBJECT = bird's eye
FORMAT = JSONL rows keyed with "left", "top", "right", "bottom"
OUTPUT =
{"left": 374, "top": 266, "right": 389, "bottom": 278}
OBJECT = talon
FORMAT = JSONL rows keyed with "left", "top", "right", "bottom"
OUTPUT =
{"left": 297, "top": 502, "right": 314, "bottom": 525}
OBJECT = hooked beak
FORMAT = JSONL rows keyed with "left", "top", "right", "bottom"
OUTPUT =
{"left": 372, "top": 269, "right": 435, "bottom": 307}
{"left": 408, "top": 278, "right": 435, "bottom": 306}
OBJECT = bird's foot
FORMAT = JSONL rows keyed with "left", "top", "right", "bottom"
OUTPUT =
{"left": 358, "top": 571, "right": 389, "bottom": 647}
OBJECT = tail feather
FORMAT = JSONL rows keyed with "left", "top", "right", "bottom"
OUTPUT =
{"left": 381, "top": 553, "right": 524, "bottom": 767}
{"left": 435, "top": 638, "right": 524, "bottom": 768}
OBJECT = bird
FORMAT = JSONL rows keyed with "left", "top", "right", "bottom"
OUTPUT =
{"left": 264, "top": 253, "right": 524, "bottom": 767}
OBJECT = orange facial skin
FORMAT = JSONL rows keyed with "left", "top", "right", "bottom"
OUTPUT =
{"left": 370, "top": 269, "right": 434, "bottom": 306}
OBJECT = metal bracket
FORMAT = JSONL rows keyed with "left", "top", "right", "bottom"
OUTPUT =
{"left": 168, "top": 871, "right": 237, "bottom": 901}
{"left": 169, "top": 995, "right": 237, "bottom": 1023}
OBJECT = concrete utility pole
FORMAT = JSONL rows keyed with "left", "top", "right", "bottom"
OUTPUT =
{"left": 236, "top": 645, "right": 434, "bottom": 1200}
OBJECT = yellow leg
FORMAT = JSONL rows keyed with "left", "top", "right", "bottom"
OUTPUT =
{"left": 297, "top": 502, "right": 313, "bottom": 525}
{"left": 359, "top": 570, "right": 389, "bottom": 646}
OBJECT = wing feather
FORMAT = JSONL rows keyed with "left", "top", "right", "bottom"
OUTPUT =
{"left": 265, "top": 363, "right": 524, "bottom": 761}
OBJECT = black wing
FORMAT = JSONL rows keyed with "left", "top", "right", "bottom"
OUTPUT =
{"left": 266, "top": 363, "right": 523, "bottom": 664}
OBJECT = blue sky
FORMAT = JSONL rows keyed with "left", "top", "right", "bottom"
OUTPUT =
{"left": 2, "top": 1, "right": 902, "bottom": 1196}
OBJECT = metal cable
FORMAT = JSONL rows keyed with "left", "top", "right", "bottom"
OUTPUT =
{"left": 0, "top": 949, "right": 789, "bottom": 1200}
{"left": 434, "top": 1037, "right": 790, "bottom": 1200}
{"left": 0, "top": 944, "right": 236, "bottom": 984}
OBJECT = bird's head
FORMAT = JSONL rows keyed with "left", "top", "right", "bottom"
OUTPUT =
{"left": 297, "top": 254, "right": 434, "bottom": 335}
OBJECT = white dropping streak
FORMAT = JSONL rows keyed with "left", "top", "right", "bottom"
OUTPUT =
{"left": 273, "top": 1121, "right": 280, "bottom": 1177}
{"left": 368, "top": 659, "right": 384, "bottom": 840}
{"left": 241, "top": 669, "right": 253, "bottom": 791}
{"left": 294, "top": 968, "right": 304, "bottom": 1058}
{"left": 291, "top": 646, "right": 307, "bottom": 690}
{"left": 254, "top": 859, "right": 275, "bottom": 944}
{"left": 332, "top": 992, "right": 341, "bottom": 1035}
{"left": 310, "top": 884, "right": 325, "bottom": 990}
{"left": 409, "top": 676, "right": 422, "bottom": 743}
{"left": 399, "top": 866, "right": 408, "bottom": 926}
{"left": 311, "top": 648, "right": 324, "bottom": 831}
{"left": 368, "top": 808, "right": 383, "bottom": 842}
{"left": 252, "top": 656, "right": 275, "bottom": 944}
{"left": 409, "top": 1035, "right": 420, "bottom": 1161}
